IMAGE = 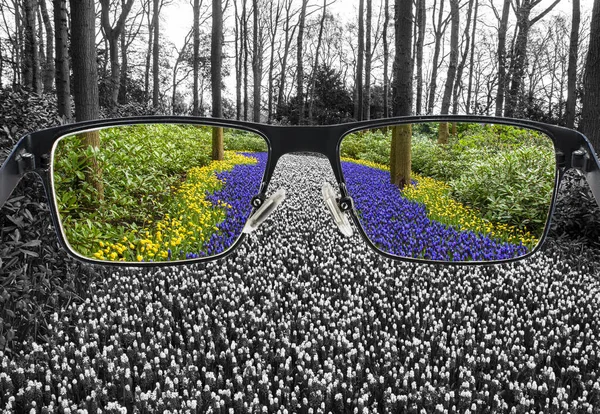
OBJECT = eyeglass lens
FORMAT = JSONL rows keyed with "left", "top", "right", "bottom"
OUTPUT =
{"left": 52, "top": 124, "right": 268, "bottom": 263}
{"left": 339, "top": 122, "right": 556, "bottom": 262}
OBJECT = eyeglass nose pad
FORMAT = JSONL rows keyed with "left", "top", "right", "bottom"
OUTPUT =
{"left": 242, "top": 188, "right": 286, "bottom": 234}
{"left": 322, "top": 182, "right": 353, "bottom": 237}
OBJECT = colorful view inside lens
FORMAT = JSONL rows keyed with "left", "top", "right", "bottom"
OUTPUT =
{"left": 52, "top": 124, "right": 268, "bottom": 262}
{"left": 340, "top": 122, "right": 556, "bottom": 262}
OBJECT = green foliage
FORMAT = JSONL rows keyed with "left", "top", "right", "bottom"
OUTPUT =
{"left": 340, "top": 129, "right": 391, "bottom": 165}
{"left": 342, "top": 123, "right": 558, "bottom": 234}
{"left": 53, "top": 125, "right": 266, "bottom": 258}
{"left": 224, "top": 129, "right": 268, "bottom": 152}
{"left": 450, "top": 146, "right": 556, "bottom": 232}
{"left": 53, "top": 124, "right": 214, "bottom": 254}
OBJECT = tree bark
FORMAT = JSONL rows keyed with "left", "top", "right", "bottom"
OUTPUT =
{"left": 355, "top": 0, "right": 364, "bottom": 121}
{"left": 252, "top": 0, "right": 261, "bottom": 122}
{"left": 390, "top": 0, "right": 412, "bottom": 188}
{"left": 426, "top": 0, "right": 446, "bottom": 114}
{"left": 438, "top": 0, "right": 459, "bottom": 145}
{"left": 566, "top": 0, "right": 580, "bottom": 128}
{"left": 144, "top": 0, "right": 153, "bottom": 102}
{"left": 23, "top": 0, "right": 41, "bottom": 93}
{"left": 452, "top": 0, "right": 474, "bottom": 116}
{"left": 363, "top": 0, "right": 372, "bottom": 120}
{"left": 466, "top": 0, "right": 478, "bottom": 112}
{"left": 100, "top": 0, "right": 135, "bottom": 108}
{"left": 39, "top": 0, "right": 54, "bottom": 92}
{"left": 70, "top": 0, "right": 103, "bottom": 199}
{"left": 382, "top": 0, "right": 390, "bottom": 117}
{"left": 267, "top": 0, "right": 283, "bottom": 123}
{"left": 118, "top": 2, "right": 128, "bottom": 104}
{"left": 494, "top": 0, "right": 511, "bottom": 116}
{"left": 308, "top": 0, "right": 327, "bottom": 123}
{"left": 152, "top": 0, "right": 160, "bottom": 109}
{"left": 53, "top": 0, "right": 71, "bottom": 120}
{"left": 193, "top": 0, "right": 201, "bottom": 116}
{"left": 243, "top": 0, "right": 249, "bottom": 120}
{"left": 581, "top": 0, "right": 600, "bottom": 151}
{"left": 414, "top": 0, "right": 425, "bottom": 115}
{"left": 211, "top": 0, "right": 224, "bottom": 160}
{"left": 504, "top": 0, "right": 561, "bottom": 117}
{"left": 276, "top": 0, "right": 298, "bottom": 119}
{"left": 296, "top": 0, "right": 308, "bottom": 124}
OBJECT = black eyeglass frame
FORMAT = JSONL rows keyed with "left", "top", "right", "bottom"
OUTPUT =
{"left": 1, "top": 114, "right": 598, "bottom": 267}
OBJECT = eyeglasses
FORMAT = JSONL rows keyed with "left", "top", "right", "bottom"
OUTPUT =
{"left": 1, "top": 115, "right": 598, "bottom": 266}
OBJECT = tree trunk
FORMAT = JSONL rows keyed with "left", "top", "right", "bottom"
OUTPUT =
{"left": 53, "top": 0, "right": 71, "bottom": 120}
{"left": 355, "top": 0, "right": 364, "bottom": 121}
{"left": 39, "top": 0, "right": 54, "bottom": 92}
{"left": 415, "top": 0, "right": 425, "bottom": 115}
{"left": 37, "top": 8, "right": 45, "bottom": 90}
{"left": 23, "top": 0, "right": 41, "bottom": 93}
{"left": 14, "top": 1, "right": 23, "bottom": 87}
{"left": 100, "top": 0, "right": 135, "bottom": 108}
{"left": 363, "top": 0, "right": 372, "bottom": 120}
{"left": 581, "top": 0, "right": 600, "bottom": 151}
{"left": 466, "top": 0, "right": 478, "bottom": 112}
{"left": 390, "top": 0, "right": 413, "bottom": 188}
{"left": 566, "top": 0, "right": 580, "bottom": 129}
{"left": 296, "top": 0, "right": 308, "bottom": 124}
{"left": 70, "top": 0, "right": 103, "bottom": 199}
{"left": 452, "top": 0, "right": 474, "bottom": 116}
{"left": 276, "top": 0, "right": 297, "bottom": 119}
{"left": 118, "top": 0, "right": 130, "bottom": 104}
{"left": 505, "top": 0, "right": 561, "bottom": 117}
{"left": 212, "top": 0, "right": 224, "bottom": 160}
{"left": 243, "top": 0, "right": 249, "bottom": 120}
{"left": 193, "top": 0, "right": 201, "bottom": 116}
{"left": 152, "top": 0, "right": 160, "bottom": 109}
{"left": 494, "top": 0, "right": 511, "bottom": 116}
{"left": 144, "top": 0, "right": 153, "bottom": 102}
{"left": 252, "top": 0, "right": 261, "bottom": 122}
{"left": 438, "top": 0, "right": 459, "bottom": 145}
{"left": 426, "top": 0, "right": 445, "bottom": 115}
{"left": 234, "top": 0, "right": 241, "bottom": 119}
{"left": 308, "top": 0, "right": 327, "bottom": 123}
{"left": 267, "top": 0, "right": 282, "bottom": 123}
{"left": 382, "top": 0, "right": 390, "bottom": 118}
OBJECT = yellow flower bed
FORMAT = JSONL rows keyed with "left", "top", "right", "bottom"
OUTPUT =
{"left": 93, "top": 152, "right": 257, "bottom": 262}
{"left": 342, "top": 157, "right": 538, "bottom": 247}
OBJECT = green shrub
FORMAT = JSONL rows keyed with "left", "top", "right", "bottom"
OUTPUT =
{"left": 224, "top": 130, "right": 268, "bottom": 152}
{"left": 450, "top": 146, "right": 556, "bottom": 232}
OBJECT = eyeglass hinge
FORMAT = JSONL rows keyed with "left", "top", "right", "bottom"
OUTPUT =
{"left": 15, "top": 152, "right": 36, "bottom": 174}
{"left": 571, "top": 149, "right": 589, "bottom": 173}
{"left": 555, "top": 151, "right": 566, "bottom": 168}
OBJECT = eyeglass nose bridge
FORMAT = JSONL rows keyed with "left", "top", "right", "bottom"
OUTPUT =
{"left": 244, "top": 124, "right": 355, "bottom": 235}
{"left": 256, "top": 124, "right": 350, "bottom": 194}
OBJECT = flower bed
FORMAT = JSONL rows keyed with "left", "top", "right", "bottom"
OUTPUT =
{"left": 341, "top": 160, "right": 530, "bottom": 261}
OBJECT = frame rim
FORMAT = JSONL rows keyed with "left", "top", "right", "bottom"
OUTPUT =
{"left": 3, "top": 114, "right": 596, "bottom": 267}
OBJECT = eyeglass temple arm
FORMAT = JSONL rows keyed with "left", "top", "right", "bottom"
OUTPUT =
{"left": 0, "top": 138, "right": 32, "bottom": 210}
{"left": 576, "top": 138, "right": 600, "bottom": 209}
{"left": 584, "top": 161, "right": 600, "bottom": 209}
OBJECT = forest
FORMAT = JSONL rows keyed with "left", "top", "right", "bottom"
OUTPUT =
{"left": 0, "top": 0, "right": 599, "bottom": 144}
{"left": 1, "top": 0, "right": 600, "bottom": 413}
